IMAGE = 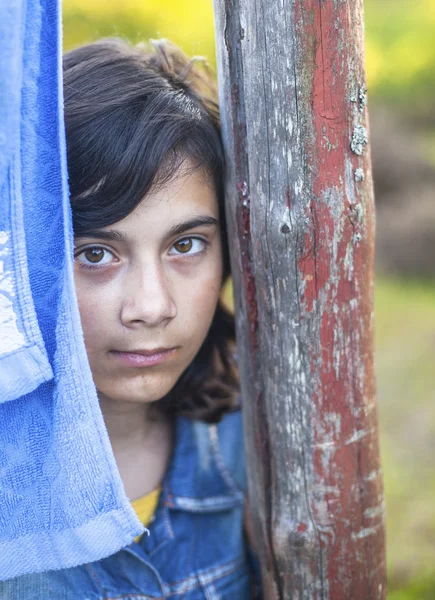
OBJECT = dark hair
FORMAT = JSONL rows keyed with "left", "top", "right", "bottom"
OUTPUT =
{"left": 63, "top": 38, "right": 238, "bottom": 423}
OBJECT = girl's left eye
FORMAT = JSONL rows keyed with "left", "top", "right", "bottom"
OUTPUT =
{"left": 169, "top": 237, "right": 207, "bottom": 256}
{"left": 74, "top": 246, "right": 114, "bottom": 269}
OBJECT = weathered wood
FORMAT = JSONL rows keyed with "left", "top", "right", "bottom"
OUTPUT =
{"left": 213, "top": 0, "right": 386, "bottom": 598}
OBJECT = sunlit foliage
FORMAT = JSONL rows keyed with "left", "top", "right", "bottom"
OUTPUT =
{"left": 364, "top": 0, "right": 435, "bottom": 109}
{"left": 63, "top": 0, "right": 216, "bottom": 70}
{"left": 63, "top": 0, "right": 435, "bottom": 110}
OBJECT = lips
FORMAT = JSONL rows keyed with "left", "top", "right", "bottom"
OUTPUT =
{"left": 113, "top": 347, "right": 176, "bottom": 356}
{"left": 109, "top": 347, "right": 178, "bottom": 367}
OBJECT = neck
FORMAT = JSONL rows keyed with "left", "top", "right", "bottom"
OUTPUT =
{"left": 97, "top": 393, "right": 173, "bottom": 499}
{"left": 98, "top": 392, "right": 158, "bottom": 453}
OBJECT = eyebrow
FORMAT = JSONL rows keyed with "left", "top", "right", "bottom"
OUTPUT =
{"left": 76, "top": 215, "right": 219, "bottom": 242}
{"left": 167, "top": 215, "right": 219, "bottom": 238}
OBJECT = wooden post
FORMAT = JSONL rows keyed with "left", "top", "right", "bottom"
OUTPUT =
{"left": 213, "top": 0, "right": 386, "bottom": 598}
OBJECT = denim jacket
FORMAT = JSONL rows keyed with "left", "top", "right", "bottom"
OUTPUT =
{"left": 0, "top": 409, "right": 262, "bottom": 599}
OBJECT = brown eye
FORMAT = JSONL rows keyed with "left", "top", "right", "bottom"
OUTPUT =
{"left": 169, "top": 237, "right": 207, "bottom": 257}
{"left": 173, "top": 238, "right": 193, "bottom": 254}
{"left": 75, "top": 246, "right": 114, "bottom": 269}
{"left": 84, "top": 248, "right": 105, "bottom": 263}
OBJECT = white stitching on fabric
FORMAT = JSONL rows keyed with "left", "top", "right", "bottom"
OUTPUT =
{"left": 173, "top": 495, "right": 240, "bottom": 511}
{"left": 164, "top": 557, "right": 244, "bottom": 596}
{"left": 203, "top": 582, "right": 220, "bottom": 600}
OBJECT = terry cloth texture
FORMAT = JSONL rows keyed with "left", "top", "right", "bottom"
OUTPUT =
{"left": 0, "top": 0, "right": 143, "bottom": 582}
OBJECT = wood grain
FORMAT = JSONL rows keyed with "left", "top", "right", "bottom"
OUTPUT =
{"left": 213, "top": 0, "right": 386, "bottom": 597}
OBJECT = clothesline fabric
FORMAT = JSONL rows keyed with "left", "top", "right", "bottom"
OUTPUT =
{"left": 0, "top": 0, "right": 143, "bottom": 581}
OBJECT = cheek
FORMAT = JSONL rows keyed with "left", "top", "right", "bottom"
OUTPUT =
{"left": 180, "top": 269, "right": 222, "bottom": 333}
{"left": 174, "top": 243, "right": 223, "bottom": 315}
{"left": 74, "top": 281, "right": 113, "bottom": 347}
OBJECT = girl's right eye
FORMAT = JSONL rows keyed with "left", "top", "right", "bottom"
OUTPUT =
{"left": 74, "top": 246, "right": 115, "bottom": 269}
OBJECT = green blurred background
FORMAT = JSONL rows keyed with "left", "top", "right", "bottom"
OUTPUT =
{"left": 62, "top": 1, "right": 435, "bottom": 597}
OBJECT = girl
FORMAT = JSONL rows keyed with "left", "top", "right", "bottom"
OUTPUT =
{"left": 3, "top": 38, "right": 261, "bottom": 598}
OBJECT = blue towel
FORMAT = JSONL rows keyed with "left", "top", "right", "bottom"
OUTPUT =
{"left": 0, "top": 0, "right": 143, "bottom": 581}
{"left": 0, "top": 0, "right": 54, "bottom": 403}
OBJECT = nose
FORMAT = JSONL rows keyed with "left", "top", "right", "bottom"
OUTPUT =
{"left": 120, "top": 260, "right": 177, "bottom": 328}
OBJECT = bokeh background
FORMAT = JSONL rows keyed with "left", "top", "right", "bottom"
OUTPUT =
{"left": 62, "top": 1, "right": 435, "bottom": 597}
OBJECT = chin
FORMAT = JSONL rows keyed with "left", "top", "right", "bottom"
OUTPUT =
{"left": 96, "top": 375, "right": 177, "bottom": 406}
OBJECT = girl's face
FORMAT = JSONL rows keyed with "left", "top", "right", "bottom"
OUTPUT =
{"left": 73, "top": 165, "right": 223, "bottom": 406}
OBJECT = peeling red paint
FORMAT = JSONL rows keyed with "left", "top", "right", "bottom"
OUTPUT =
{"left": 293, "top": 0, "right": 384, "bottom": 598}
{"left": 297, "top": 200, "right": 333, "bottom": 313}
{"left": 286, "top": 187, "right": 291, "bottom": 210}
{"left": 297, "top": 522, "right": 308, "bottom": 533}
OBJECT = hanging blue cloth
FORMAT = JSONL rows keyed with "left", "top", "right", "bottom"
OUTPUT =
{"left": 0, "top": 0, "right": 54, "bottom": 403}
{"left": 0, "top": 0, "right": 143, "bottom": 581}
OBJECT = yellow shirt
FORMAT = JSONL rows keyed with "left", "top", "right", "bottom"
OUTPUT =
{"left": 131, "top": 487, "right": 161, "bottom": 543}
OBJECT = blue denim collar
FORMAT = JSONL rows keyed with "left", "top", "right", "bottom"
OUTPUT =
{"left": 125, "top": 412, "right": 244, "bottom": 560}
{"left": 161, "top": 414, "right": 244, "bottom": 513}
